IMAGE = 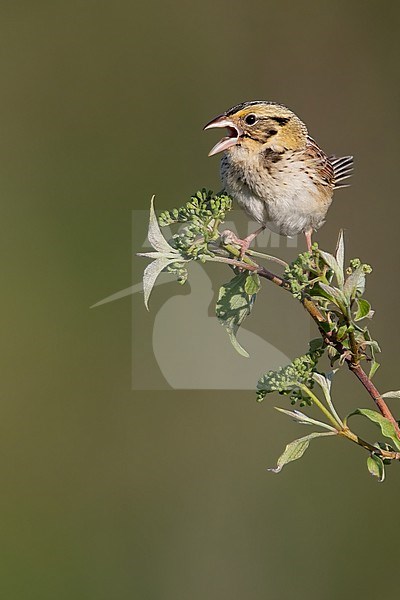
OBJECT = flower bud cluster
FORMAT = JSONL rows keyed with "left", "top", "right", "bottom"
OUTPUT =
{"left": 346, "top": 258, "right": 372, "bottom": 275}
{"left": 256, "top": 344, "right": 325, "bottom": 404}
{"left": 158, "top": 189, "right": 232, "bottom": 227}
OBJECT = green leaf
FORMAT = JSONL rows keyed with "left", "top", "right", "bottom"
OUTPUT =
{"left": 268, "top": 432, "right": 336, "bottom": 473}
{"left": 382, "top": 390, "right": 400, "bottom": 399}
{"left": 363, "top": 329, "right": 380, "bottom": 379}
{"left": 336, "top": 324, "right": 347, "bottom": 340}
{"left": 216, "top": 273, "right": 258, "bottom": 357}
{"left": 319, "top": 250, "right": 344, "bottom": 288}
{"left": 244, "top": 273, "right": 261, "bottom": 295}
{"left": 347, "top": 408, "right": 400, "bottom": 451}
{"left": 367, "top": 454, "right": 385, "bottom": 482}
{"left": 309, "top": 338, "right": 324, "bottom": 353}
{"left": 369, "top": 360, "right": 380, "bottom": 379}
{"left": 355, "top": 298, "right": 372, "bottom": 321}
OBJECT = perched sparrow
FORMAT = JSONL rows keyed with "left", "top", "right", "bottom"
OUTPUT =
{"left": 204, "top": 101, "right": 352, "bottom": 251}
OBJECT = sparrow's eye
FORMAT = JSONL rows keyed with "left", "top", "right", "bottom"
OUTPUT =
{"left": 245, "top": 114, "right": 257, "bottom": 125}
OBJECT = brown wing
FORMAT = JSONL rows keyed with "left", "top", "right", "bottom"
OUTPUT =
{"left": 304, "top": 136, "right": 335, "bottom": 187}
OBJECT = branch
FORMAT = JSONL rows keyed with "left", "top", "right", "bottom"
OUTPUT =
{"left": 140, "top": 192, "right": 400, "bottom": 476}
{"left": 211, "top": 243, "right": 400, "bottom": 442}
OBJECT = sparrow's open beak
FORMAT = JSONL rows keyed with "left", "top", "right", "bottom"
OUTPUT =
{"left": 203, "top": 114, "right": 243, "bottom": 156}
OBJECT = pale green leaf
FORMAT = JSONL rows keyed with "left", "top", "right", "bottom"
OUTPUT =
{"left": 319, "top": 283, "right": 348, "bottom": 309}
{"left": 216, "top": 273, "right": 259, "bottom": 357}
{"left": 312, "top": 371, "right": 343, "bottom": 427}
{"left": 244, "top": 273, "right": 261, "bottom": 295}
{"left": 319, "top": 250, "right": 344, "bottom": 288}
{"left": 147, "top": 196, "right": 179, "bottom": 254}
{"left": 137, "top": 251, "right": 175, "bottom": 260}
{"left": 275, "top": 407, "right": 337, "bottom": 431}
{"left": 335, "top": 230, "right": 345, "bottom": 277}
{"left": 268, "top": 431, "right": 336, "bottom": 473}
{"left": 344, "top": 266, "right": 365, "bottom": 300}
{"left": 347, "top": 408, "right": 400, "bottom": 451}
{"left": 367, "top": 454, "right": 385, "bottom": 482}
{"left": 312, "top": 372, "right": 331, "bottom": 397}
{"left": 227, "top": 331, "right": 249, "bottom": 358}
{"left": 142, "top": 257, "right": 181, "bottom": 310}
{"left": 381, "top": 390, "right": 400, "bottom": 399}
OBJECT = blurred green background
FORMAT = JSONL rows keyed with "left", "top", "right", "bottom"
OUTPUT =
{"left": 1, "top": 1, "right": 400, "bottom": 598}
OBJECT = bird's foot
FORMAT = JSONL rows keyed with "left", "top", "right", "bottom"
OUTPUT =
{"left": 220, "top": 230, "right": 247, "bottom": 258}
{"left": 220, "top": 227, "right": 265, "bottom": 259}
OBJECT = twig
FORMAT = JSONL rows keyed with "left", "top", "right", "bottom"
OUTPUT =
{"left": 339, "top": 427, "right": 400, "bottom": 460}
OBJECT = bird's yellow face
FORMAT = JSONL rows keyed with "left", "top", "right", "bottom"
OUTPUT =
{"left": 204, "top": 101, "right": 308, "bottom": 156}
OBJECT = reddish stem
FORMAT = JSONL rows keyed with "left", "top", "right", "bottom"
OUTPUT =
{"left": 239, "top": 259, "right": 400, "bottom": 442}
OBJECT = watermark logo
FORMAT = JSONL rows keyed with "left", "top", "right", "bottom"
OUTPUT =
{"left": 91, "top": 210, "right": 312, "bottom": 390}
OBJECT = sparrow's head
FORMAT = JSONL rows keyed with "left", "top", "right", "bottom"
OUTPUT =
{"left": 204, "top": 101, "right": 308, "bottom": 156}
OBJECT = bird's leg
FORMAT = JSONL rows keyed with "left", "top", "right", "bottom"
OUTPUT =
{"left": 305, "top": 228, "right": 313, "bottom": 252}
{"left": 220, "top": 226, "right": 265, "bottom": 258}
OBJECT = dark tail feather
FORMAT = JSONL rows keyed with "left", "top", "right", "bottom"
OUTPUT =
{"left": 329, "top": 155, "right": 354, "bottom": 189}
